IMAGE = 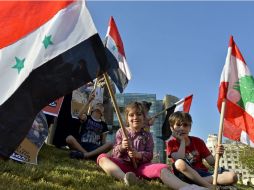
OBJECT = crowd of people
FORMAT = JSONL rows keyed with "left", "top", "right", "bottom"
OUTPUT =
{"left": 51, "top": 88, "right": 238, "bottom": 190}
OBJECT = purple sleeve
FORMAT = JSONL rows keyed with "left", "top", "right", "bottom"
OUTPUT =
{"left": 139, "top": 132, "right": 154, "bottom": 163}
{"left": 111, "top": 129, "right": 127, "bottom": 158}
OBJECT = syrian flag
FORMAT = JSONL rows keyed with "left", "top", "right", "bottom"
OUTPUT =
{"left": 217, "top": 36, "right": 254, "bottom": 147}
{"left": 160, "top": 94, "right": 193, "bottom": 141}
{"left": 0, "top": 0, "right": 108, "bottom": 158}
{"left": 105, "top": 16, "right": 131, "bottom": 93}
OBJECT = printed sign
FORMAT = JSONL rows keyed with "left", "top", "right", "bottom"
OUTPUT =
{"left": 42, "top": 97, "right": 64, "bottom": 117}
{"left": 10, "top": 111, "right": 48, "bottom": 165}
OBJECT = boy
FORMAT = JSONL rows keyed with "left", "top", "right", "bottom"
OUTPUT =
{"left": 166, "top": 111, "right": 237, "bottom": 189}
{"left": 66, "top": 92, "right": 113, "bottom": 160}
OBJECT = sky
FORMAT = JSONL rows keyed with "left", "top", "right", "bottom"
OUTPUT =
{"left": 86, "top": 1, "right": 254, "bottom": 141}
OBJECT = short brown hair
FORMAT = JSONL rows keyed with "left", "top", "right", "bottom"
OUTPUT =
{"left": 168, "top": 111, "right": 192, "bottom": 127}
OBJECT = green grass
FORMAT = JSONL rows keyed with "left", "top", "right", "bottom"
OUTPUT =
{"left": 0, "top": 145, "right": 168, "bottom": 190}
{"left": 0, "top": 144, "right": 251, "bottom": 190}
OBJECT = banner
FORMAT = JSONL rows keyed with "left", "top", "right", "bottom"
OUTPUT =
{"left": 42, "top": 97, "right": 64, "bottom": 117}
{"left": 10, "top": 111, "right": 48, "bottom": 164}
{"left": 71, "top": 82, "right": 104, "bottom": 118}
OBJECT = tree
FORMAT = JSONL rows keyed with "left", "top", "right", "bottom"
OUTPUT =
{"left": 239, "top": 145, "right": 254, "bottom": 174}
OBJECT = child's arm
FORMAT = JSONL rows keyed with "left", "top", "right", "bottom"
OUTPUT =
{"left": 170, "top": 130, "right": 186, "bottom": 160}
{"left": 101, "top": 131, "right": 109, "bottom": 144}
{"left": 78, "top": 91, "right": 95, "bottom": 121}
{"left": 148, "top": 117, "right": 156, "bottom": 126}
{"left": 205, "top": 144, "right": 224, "bottom": 166}
{"left": 112, "top": 129, "right": 127, "bottom": 157}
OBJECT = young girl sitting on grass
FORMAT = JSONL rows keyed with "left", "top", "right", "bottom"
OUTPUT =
{"left": 97, "top": 102, "right": 207, "bottom": 190}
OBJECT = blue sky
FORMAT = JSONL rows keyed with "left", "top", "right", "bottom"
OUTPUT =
{"left": 87, "top": 1, "right": 254, "bottom": 141}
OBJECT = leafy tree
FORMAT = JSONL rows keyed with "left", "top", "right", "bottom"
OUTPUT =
{"left": 239, "top": 145, "right": 254, "bottom": 174}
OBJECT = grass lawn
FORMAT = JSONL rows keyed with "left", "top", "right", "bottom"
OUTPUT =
{"left": 0, "top": 144, "right": 251, "bottom": 190}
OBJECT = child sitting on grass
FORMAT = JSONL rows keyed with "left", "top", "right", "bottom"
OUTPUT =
{"left": 66, "top": 91, "right": 113, "bottom": 160}
{"left": 166, "top": 111, "right": 237, "bottom": 189}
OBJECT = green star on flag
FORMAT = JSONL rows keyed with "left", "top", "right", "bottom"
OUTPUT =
{"left": 43, "top": 35, "right": 53, "bottom": 48}
{"left": 12, "top": 57, "right": 25, "bottom": 74}
{"left": 111, "top": 45, "right": 116, "bottom": 51}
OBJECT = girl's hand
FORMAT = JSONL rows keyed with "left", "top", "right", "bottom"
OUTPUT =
{"left": 121, "top": 138, "right": 129, "bottom": 150}
{"left": 127, "top": 150, "right": 142, "bottom": 159}
{"left": 215, "top": 144, "right": 224, "bottom": 156}
{"left": 148, "top": 117, "right": 156, "bottom": 126}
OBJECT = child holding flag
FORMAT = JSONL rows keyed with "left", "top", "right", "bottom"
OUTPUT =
{"left": 166, "top": 111, "right": 238, "bottom": 189}
{"left": 97, "top": 102, "right": 207, "bottom": 190}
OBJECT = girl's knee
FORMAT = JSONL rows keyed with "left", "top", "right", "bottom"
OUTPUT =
{"left": 97, "top": 153, "right": 109, "bottom": 165}
{"left": 174, "top": 159, "right": 188, "bottom": 171}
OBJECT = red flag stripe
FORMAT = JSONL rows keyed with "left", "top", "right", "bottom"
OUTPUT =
{"left": 108, "top": 16, "right": 125, "bottom": 57}
{"left": 183, "top": 95, "right": 193, "bottom": 112}
{"left": 229, "top": 35, "right": 246, "bottom": 65}
{"left": 224, "top": 99, "right": 254, "bottom": 141}
{"left": 0, "top": 1, "right": 74, "bottom": 49}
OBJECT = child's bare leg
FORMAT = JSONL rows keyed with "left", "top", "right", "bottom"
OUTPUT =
{"left": 66, "top": 135, "right": 88, "bottom": 153}
{"left": 85, "top": 142, "right": 113, "bottom": 158}
{"left": 160, "top": 168, "right": 209, "bottom": 190}
{"left": 205, "top": 171, "right": 237, "bottom": 185}
{"left": 174, "top": 159, "right": 213, "bottom": 188}
{"left": 160, "top": 168, "right": 189, "bottom": 189}
{"left": 98, "top": 156, "right": 125, "bottom": 180}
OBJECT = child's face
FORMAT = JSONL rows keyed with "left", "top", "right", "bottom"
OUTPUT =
{"left": 93, "top": 103, "right": 104, "bottom": 115}
{"left": 171, "top": 121, "right": 191, "bottom": 138}
{"left": 127, "top": 109, "right": 144, "bottom": 130}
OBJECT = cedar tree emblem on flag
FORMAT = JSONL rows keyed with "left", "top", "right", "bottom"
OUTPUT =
{"left": 217, "top": 36, "right": 254, "bottom": 147}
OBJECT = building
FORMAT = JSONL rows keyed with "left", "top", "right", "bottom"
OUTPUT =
{"left": 206, "top": 134, "right": 254, "bottom": 185}
{"left": 107, "top": 93, "right": 179, "bottom": 163}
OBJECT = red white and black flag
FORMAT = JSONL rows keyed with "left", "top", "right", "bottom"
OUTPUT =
{"left": 105, "top": 16, "right": 131, "bottom": 93}
{"left": 160, "top": 94, "right": 193, "bottom": 141}
{"left": 0, "top": 0, "right": 108, "bottom": 158}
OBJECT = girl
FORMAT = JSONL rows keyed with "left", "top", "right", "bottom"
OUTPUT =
{"left": 97, "top": 102, "right": 207, "bottom": 190}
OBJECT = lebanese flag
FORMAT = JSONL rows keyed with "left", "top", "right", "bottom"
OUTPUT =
{"left": 217, "top": 36, "right": 254, "bottom": 147}
{"left": 0, "top": 0, "right": 108, "bottom": 157}
{"left": 105, "top": 16, "right": 131, "bottom": 93}
{"left": 160, "top": 94, "right": 193, "bottom": 141}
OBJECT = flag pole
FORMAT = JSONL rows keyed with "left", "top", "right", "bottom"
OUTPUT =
{"left": 102, "top": 72, "right": 137, "bottom": 168}
{"left": 213, "top": 99, "right": 226, "bottom": 185}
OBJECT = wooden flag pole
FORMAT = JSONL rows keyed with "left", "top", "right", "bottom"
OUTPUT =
{"left": 102, "top": 72, "right": 137, "bottom": 168}
{"left": 213, "top": 99, "right": 226, "bottom": 185}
